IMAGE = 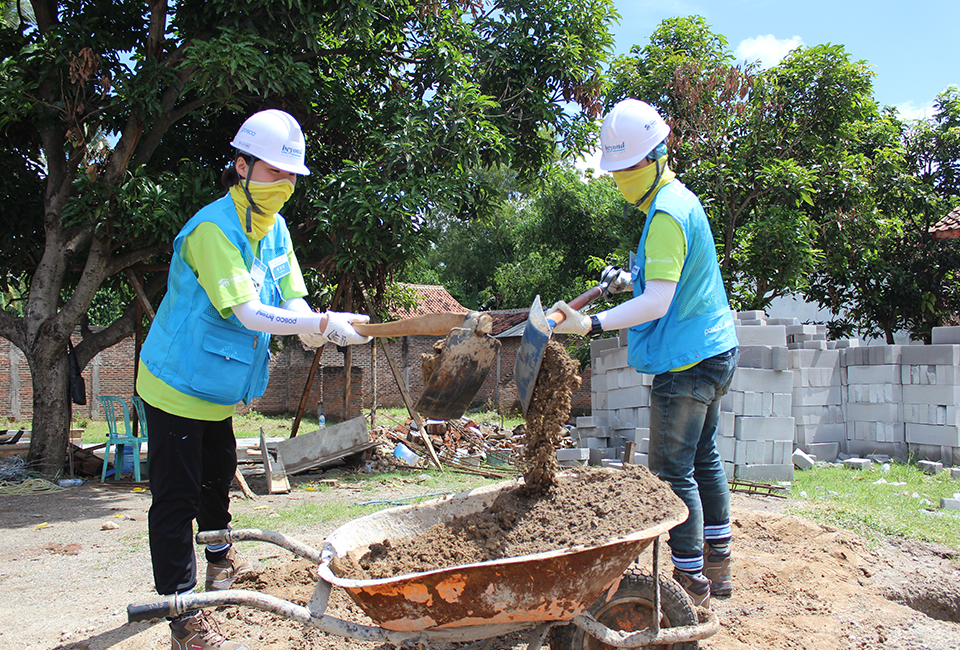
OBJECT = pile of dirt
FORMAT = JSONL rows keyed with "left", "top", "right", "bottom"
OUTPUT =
{"left": 333, "top": 464, "right": 685, "bottom": 580}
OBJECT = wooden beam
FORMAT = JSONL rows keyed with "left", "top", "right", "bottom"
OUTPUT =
{"left": 124, "top": 267, "right": 156, "bottom": 321}
{"left": 291, "top": 344, "right": 325, "bottom": 438}
{"left": 362, "top": 290, "right": 444, "bottom": 472}
{"left": 233, "top": 468, "right": 256, "bottom": 499}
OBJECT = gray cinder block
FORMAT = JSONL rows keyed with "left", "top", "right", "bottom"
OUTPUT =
{"left": 843, "top": 458, "right": 872, "bottom": 470}
{"left": 792, "top": 448, "right": 816, "bottom": 470}
{"left": 918, "top": 460, "right": 943, "bottom": 475}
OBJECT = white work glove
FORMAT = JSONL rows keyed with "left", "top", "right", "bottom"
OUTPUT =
{"left": 298, "top": 331, "right": 327, "bottom": 349}
{"left": 321, "top": 311, "right": 372, "bottom": 346}
{"left": 545, "top": 301, "right": 592, "bottom": 336}
{"left": 600, "top": 265, "right": 633, "bottom": 296}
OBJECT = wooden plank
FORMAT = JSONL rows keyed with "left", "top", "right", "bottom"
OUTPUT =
{"left": 361, "top": 290, "right": 444, "bottom": 472}
{"left": 275, "top": 416, "right": 372, "bottom": 475}
{"left": 622, "top": 441, "right": 636, "bottom": 465}
{"left": 260, "top": 428, "right": 290, "bottom": 494}
{"left": 233, "top": 468, "right": 256, "bottom": 499}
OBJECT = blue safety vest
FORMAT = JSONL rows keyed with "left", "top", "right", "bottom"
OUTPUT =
{"left": 627, "top": 180, "right": 738, "bottom": 374}
{"left": 141, "top": 195, "right": 291, "bottom": 405}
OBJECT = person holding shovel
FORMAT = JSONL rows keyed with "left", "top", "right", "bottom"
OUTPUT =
{"left": 136, "top": 108, "right": 371, "bottom": 650}
{"left": 547, "top": 98, "right": 739, "bottom": 609}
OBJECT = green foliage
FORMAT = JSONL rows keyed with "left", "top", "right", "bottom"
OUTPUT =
{"left": 605, "top": 15, "right": 959, "bottom": 340}
{"left": 0, "top": 0, "right": 619, "bottom": 474}
{"left": 492, "top": 164, "right": 631, "bottom": 309}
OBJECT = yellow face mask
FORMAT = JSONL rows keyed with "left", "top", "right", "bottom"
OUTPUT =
{"left": 612, "top": 158, "right": 676, "bottom": 214}
{"left": 229, "top": 180, "right": 295, "bottom": 240}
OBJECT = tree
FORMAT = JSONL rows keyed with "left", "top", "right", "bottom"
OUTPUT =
{"left": 807, "top": 90, "right": 960, "bottom": 343}
{"left": 0, "top": 0, "right": 617, "bottom": 475}
{"left": 607, "top": 16, "right": 877, "bottom": 311}
{"left": 492, "top": 164, "right": 629, "bottom": 309}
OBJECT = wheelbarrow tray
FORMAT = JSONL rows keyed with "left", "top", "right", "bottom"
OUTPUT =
{"left": 318, "top": 473, "right": 688, "bottom": 636}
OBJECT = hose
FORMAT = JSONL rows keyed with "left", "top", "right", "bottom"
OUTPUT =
{"left": 0, "top": 478, "right": 66, "bottom": 496}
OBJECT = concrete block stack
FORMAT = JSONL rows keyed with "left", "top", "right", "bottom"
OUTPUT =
{"left": 722, "top": 311, "right": 795, "bottom": 482}
{"left": 901, "top": 331, "right": 960, "bottom": 467}
{"left": 579, "top": 316, "right": 960, "bottom": 478}
{"left": 574, "top": 336, "right": 654, "bottom": 468}
{"left": 841, "top": 345, "right": 906, "bottom": 459}
{"left": 791, "top": 348, "right": 844, "bottom": 461}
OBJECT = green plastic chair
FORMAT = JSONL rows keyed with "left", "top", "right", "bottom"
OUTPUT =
{"left": 131, "top": 395, "right": 150, "bottom": 479}
{"left": 98, "top": 395, "right": 145, "bottom": 483}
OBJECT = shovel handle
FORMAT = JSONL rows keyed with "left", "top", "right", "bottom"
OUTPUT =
{"left": 547, "top": 285, "right": 604, "bottom": 328}
{"left": 353, "top": 312, "right": 488, "bottom": 337}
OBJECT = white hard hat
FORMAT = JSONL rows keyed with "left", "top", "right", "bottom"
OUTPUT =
{"left": 230, "top": 109, "right": 311, "bottom": 175}
{"left": 599, "top": 99, "right": 671, "bottom": 171}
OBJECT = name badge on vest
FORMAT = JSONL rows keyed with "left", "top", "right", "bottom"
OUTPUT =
{"left": 250, "top": 258, "right": 268, "bottom": 292}
{"left": 268, "top": 256, "right": 292, "bottom": 282}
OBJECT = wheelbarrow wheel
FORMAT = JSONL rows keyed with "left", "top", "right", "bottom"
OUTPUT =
{"left": 549, "top": 566, "right": 698, "bottom": 650}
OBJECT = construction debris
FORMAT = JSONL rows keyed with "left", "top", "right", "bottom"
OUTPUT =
{"left": 367, "top": 416, "right": 539, "bottom": 478}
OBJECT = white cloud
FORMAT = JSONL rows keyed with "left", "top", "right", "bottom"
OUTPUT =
{"left": 735, "top": 34, "right": 804, "bottom": 70}
{"left": 894, "top": 100, "right": 936, "bottom": 121}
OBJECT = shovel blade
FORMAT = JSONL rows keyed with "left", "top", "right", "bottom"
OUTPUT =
{"left": 514, "top": 295, "right": 551, "bottom": 415}
{"left": 415, "top": 327, "right": 501, "bottom": 421}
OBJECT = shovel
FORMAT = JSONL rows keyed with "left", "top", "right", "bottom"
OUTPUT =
{"left": 514, "top": 286, "right": 605, "bottom": 415}
{"left": 354, "top": 311, "right": 500, "bottom": 421}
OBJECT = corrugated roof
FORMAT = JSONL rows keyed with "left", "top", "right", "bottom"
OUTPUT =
{"left": 929, "top": 206, "right": 960, "bottom": 239}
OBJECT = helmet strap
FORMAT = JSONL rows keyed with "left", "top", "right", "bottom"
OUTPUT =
{"left": 240, "top": 157, "right": 265, "bottom": 233}
{"left": 628, "top": 156, "right": 664, "bottom": 213}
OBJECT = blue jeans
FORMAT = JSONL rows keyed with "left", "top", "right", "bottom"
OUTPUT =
{"left": 648, "top": 347, "right": 739, "bottom": 571}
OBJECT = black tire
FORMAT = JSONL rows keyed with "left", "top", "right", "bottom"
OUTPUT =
{"left": 549, "top": 566, "right": 698, "bottom": 650}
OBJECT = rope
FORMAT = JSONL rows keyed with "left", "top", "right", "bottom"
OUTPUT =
{"left": 0, "top": 478, "right": 66, "bottom": 496}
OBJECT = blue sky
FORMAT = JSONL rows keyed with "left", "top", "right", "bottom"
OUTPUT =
{"left": 609, "top": 0, "right": 957, "bottom": 118}
{"left": 576, "top": 0, "right": 958, "bottom": 168}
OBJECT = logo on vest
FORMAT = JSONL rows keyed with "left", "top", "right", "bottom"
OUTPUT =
{"left": 218, "top": 273, "right": 247, "bottom": 289}
{"left": 704, "top": 320, "right": 731, "bottom": 336}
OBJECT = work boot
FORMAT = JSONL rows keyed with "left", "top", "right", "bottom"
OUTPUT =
{"left": 673, "top": 570, "right": 711, "bottom": 609}
{"left": 704, "top": 543, "right": 733, "bottom": 596}
{"left": 170, "top": 611, "right": 251, "bottom": 650}
{"left": 205, "top": 546, "right": 258, "bottom": 591}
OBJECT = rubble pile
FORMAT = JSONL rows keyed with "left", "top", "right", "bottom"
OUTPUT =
{"left": 368, "top": 416, "right": 533, "bottom": 473}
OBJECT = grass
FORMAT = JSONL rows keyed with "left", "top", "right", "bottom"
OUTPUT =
{"left": 789, "top": 460, "right": 960, "bottom": 550}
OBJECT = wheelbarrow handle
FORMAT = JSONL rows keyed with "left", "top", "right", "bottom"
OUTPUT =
{"left": 547, "top": 285, "right": 604, "bottom": 328}
{"left": 128, "top": 599, "right": 176, "bottom": 623}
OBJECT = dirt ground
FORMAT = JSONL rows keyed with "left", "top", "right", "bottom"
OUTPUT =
{"left": 2, "top": 471, "right": 959, "bottom": 650}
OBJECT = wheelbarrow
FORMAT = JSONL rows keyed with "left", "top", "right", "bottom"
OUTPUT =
{"left": 128, "top": 475, "right": 719, "bottom": 649}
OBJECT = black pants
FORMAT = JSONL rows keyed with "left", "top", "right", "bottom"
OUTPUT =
{"left": 144, "top": 402, "right": 236, "bottom": 596}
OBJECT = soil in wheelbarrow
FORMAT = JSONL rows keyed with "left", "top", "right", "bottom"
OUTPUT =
{"left": 332, "top": 340, "right": 665, "bottom": 580}
{"left": 332, "top": 463, "right": 683, "bottom": 580}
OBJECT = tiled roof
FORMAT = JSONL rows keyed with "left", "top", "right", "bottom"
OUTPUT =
{"left": 930, "top": 206, "right": 960, "bottom": 239}
{"left": 486, "top": 309, "right": 530, "bottom": 336}
{"left": 390, "top": 284, "right": 469, "bottom": 318}
{"left": 387, "top": 286, "right": 531, "bottom": 336}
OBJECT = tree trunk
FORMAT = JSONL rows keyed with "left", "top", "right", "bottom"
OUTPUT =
{"left": 26, "top": 348, "right": 72, "bottom": 477}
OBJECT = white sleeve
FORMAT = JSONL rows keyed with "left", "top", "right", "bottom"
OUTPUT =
{"left": 231, "top": 299, "right": 324, "bottom": 335}
{"left": 596, "top": 279, "right": 677, "bottom": 331}
{"left": 281, "top": 297, "right": 313, "bottom": 314}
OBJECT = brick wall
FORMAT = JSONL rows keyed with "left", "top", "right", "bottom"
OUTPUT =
{"left": 0, "top": 332, "right": 592, "bottom": 422}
